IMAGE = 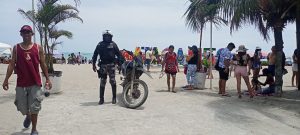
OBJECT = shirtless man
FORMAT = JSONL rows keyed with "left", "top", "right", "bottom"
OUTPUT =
{"left": 268, "top": 46, "right": 276, "bottom": 76}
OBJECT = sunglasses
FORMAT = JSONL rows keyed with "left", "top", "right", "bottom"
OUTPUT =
{"left": 21, "top": 31, "right": 33, "bottom": 34}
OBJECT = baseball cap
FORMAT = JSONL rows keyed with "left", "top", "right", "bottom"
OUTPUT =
{"left": 20, "top": 25, "right": 33, "bottom": 32}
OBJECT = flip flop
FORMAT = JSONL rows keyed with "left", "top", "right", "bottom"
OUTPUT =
{"left": 185, "top": 87, "right": 194, "bottom": 90}
{"left": 181, "top": 85, "right": 189, "bottom": 88}
{"left": 31, "top": 131, "right": 39, "bottom": 135}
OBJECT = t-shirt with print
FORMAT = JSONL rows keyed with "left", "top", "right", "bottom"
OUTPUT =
{"left": 217, "top": 48, "right": 233, "bottom": 68}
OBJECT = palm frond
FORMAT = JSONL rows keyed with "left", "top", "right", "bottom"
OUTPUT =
{"left": 49, "top": 29, "right": 73, "bottom": 39}
{"left": 184, "top": 0, "right": 226, "bottom": 32}
{"left": 17, "top": 9, "right": 35, "bottom": 24}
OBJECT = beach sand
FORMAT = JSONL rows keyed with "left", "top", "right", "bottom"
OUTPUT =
{"left": 0, "top": 64, "right": 299, "bottom": 135}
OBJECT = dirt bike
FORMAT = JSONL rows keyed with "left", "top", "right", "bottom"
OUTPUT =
{"left": 120, "top": 56, "right": 152, "bottom": 109}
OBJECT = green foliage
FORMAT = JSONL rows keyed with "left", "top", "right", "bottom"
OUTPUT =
{"left": 18, "top": 0, "right": 83, "bottom": 72}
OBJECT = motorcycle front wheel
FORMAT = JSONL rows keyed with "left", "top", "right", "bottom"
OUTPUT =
{"left": 122, "top": 80, "right": 148, "bottom": 109}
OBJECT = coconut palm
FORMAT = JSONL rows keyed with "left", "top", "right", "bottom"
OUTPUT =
{"left": 184, "top": 0, "right": 227, "bottom": 49}
{"left": 221, "top": 0, "right": 296, "bottom": 95}
{"left": 18, "top": 0, "right": 83, "bottom": 72}
{"left": 185, "top": 0, "right": 227, "bottom": 89}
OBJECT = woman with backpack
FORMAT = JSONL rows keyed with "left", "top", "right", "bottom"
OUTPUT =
{"left": 162, "top": 45, "right": 179, "bottom": 93}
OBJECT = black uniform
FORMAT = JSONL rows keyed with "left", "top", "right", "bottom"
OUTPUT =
{"left": 92, "top": 39, "right": 123, "bottom": 104}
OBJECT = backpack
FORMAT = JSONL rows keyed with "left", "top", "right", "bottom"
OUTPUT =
{"left": 214, "top": 48, "right": 223, "bottom": 71}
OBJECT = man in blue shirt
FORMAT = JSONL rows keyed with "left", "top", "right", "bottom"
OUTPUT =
{"left": 216, "top": 43, "right": 235, "bottom": 96}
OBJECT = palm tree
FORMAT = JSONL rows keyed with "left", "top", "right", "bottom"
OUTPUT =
{"left": 18, "top": 0, "right": 83, "bottom": 72}
{"left": 221, "top": 0, "right": 296, "bottom": 95}
{"left": 184, "top": 0, "right": 227, "bottom": 89}
{"left": 184, "top": 0, "right": 227, "bottom": 49}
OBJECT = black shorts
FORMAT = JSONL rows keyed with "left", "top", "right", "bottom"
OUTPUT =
{"left": 219, "top": 68, "right": 229, "bottom": 80}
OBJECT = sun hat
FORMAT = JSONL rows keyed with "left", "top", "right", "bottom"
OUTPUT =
{"left": 236, "top": 45, "right": 248, "bottom": 52}
{"left": 20, "top": 25, "right": 33, "bottom": 32}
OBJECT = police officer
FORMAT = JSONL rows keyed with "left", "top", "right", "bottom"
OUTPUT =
{"left": 92, "top": 30, "right": 124, "bottom": 105}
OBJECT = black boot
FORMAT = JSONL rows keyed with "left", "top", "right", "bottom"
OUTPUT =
{"left": 99, "top": 86, "right": 105, "bottom": 105}
{"left": 112, "top": 98, "right": 116, "bottom": 104}
{"left": 98, "top": 98, "right": 104, "bottom": 105}
{"left": 112, "top": 84, "right": 117, "bottom": 104}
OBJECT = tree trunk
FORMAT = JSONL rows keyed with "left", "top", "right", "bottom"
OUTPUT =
{"left": 199, "top": 25, "right": 203, "bottom": 49}
{"left": 274, "top": 26, "right": 284, "bottom": 96}
{"left": 296, "top": 2, "right": 300, "bottom": 90}
{"left": 44, "top": 28, "right": 54, "bottom": 73}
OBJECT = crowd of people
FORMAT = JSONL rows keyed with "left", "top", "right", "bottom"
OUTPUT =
{"left": 1, "top": 25, "right": 299, "bottom": 135}
{"left": 118, "top": 42, "right": 300, "bottom": 96}
{"left": 214, "top": 43, "right": 299, "bottom": 98}
{"left": 58, "top": 52, "right": 91, "bottom": 65}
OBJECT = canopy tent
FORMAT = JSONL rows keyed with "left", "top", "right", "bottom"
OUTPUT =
{"left": 0, "top": 42, "right": 12, "bottom": 50}
{"left": 1, "top": 49, "right": 11, "bottom": 54}
{"left": 0, "top": 43, "right": 12, "bottom": 57}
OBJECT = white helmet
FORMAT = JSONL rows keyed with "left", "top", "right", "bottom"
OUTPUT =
{"left": 102, "top": 30, "right": 113, "bottom": 36}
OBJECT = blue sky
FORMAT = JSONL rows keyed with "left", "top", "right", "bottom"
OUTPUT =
{"left": 0, "top": 0, "right": 297, "bottom": 56}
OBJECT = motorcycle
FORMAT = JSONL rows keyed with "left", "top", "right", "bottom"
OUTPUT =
{"left": 120, "top": 55, "right": 152, "bottom": 109}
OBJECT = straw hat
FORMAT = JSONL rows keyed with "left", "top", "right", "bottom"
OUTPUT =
{"left": 236, "top": 45, "right": 248, "bottom": 52}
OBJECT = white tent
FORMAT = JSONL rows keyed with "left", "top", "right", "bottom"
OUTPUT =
{"left": 0, "top": 43, "right": 12, "bottom": 57}
{"left": 0, "top": 49, "right": 11, "bottom": 57}
{"left": 0, "top": 42, "right": 11, "bottom": 50}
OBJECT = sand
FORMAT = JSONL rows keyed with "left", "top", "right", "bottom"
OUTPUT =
{"left": 0, "top": 64, "right": 300, "bottom": 135}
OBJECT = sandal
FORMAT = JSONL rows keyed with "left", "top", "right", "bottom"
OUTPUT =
{"left": 185, "top": 86, "right": 194, "bottom": 90}
{"left": 181, "top": 85, "right": 189, "bottom": 88}
{"left": 31, "top": 131, "right": 39, "bottom": 135}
